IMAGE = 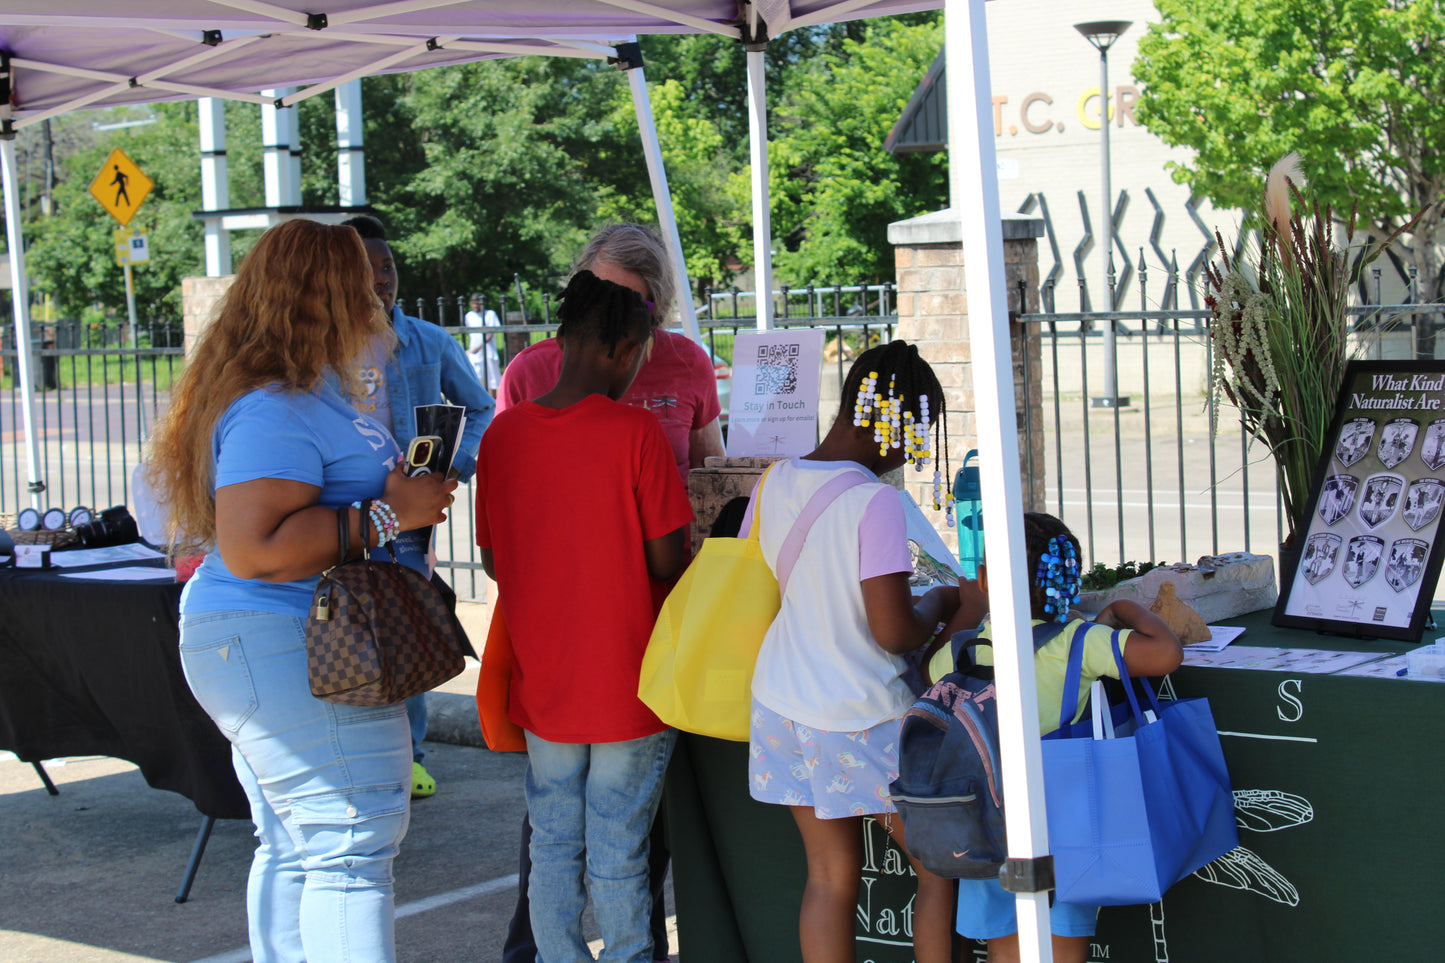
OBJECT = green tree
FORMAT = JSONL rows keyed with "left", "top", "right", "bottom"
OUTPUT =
{"left": 765, "top": 16, "right": 947, "bottom": 285}
{"left": 24, "top": 102, "right": 209, "bottom": 329}
{"left": 1134, "top": 0, "right": 1445, "bottom": 299}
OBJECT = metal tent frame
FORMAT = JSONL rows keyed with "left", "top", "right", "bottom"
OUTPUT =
{"left": 0, "top": 2, "right": 1058, "bottom": 957}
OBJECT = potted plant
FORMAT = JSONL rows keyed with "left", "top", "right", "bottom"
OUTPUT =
{"left": 1203, "top": 153, "right": 1422, "bottom": 543}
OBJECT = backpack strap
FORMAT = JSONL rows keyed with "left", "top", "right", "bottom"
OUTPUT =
{"left": 741, "top": 462, "right": 780, "bottom": 544}
{"left": 950, "top": 620, "right": 1074, "bottom": 677}
{"left": 775, "top": 469, "right": 873, "bottom": 594}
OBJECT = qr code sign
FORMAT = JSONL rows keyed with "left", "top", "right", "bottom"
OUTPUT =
{"left": 754, "top": 343, "right": 800, "bottom": 395}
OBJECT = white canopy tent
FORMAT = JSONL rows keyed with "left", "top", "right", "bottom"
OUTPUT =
{"left": 0, "top": 2, "right": 1056, "bottom": 957}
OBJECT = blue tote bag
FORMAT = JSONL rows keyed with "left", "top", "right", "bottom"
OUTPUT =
{"left": 1042, "top": 630, "right": 1238, "bottom": 906}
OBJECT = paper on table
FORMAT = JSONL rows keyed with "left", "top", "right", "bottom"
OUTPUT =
{"left": 60, "top": 566, "right": 176, "bottom": 581}
{"left": 898, "top": 489, "right": 963, "bottom": 583}
{"left": 1185, "top": 624, "right": 1247, "bottom": 654}
{"left": 50, "top": 543, "right": 166, "bottom": 567}
{"left": 1183, "top": 645, "right": 1382, "bottom": 674}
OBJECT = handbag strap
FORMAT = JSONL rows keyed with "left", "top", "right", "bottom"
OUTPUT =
{"left": 775, "top": 469, "right": 873, "bottom": 595}
{"left": 1058, "top": 622, "right": 1114, "bottom": 731}
{"left": 336, "top": 505, "right": 350, "bottom": 568}
{"left": 1109, "top": 630, "right": 1164, "bottom": 719}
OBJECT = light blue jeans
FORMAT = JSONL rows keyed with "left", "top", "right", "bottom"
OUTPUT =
{"left": 524, "top": 728, "right": 677, "bottom": 963}
{"left": 179, "top": 610, "right": 412, "bottom": 963}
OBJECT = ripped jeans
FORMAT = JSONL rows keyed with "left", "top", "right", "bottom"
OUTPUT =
{"left": 179, "top": 610, "right": 412, "bottom": 963}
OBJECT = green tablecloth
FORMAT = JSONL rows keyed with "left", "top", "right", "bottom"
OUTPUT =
{"left": 666, "top": 608, "right": 1445, "bottom": 963}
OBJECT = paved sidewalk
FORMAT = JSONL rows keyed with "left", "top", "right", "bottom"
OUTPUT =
{"left": 0, "top": 596, "right": 682, "bottom": 963}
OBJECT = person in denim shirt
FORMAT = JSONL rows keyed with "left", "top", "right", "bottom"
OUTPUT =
{"left": 343, "top": 215, "right": 495, "bottom": 798}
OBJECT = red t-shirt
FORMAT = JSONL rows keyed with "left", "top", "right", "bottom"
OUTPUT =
{"left": 475, "top": 395, "right": 694, "bottom": 743}
{"left": 497, "top": 330, "right": 721, "bottom": 481}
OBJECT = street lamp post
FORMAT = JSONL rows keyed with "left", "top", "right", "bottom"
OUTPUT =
{"left": 1075, "top": 19, "right": 1131, "bottom": 409}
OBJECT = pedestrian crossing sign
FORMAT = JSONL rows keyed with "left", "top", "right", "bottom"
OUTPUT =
{"left": 89, "top": 148, "right": 152, "bottom": 226}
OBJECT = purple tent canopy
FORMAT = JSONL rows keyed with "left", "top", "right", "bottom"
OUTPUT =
{"left": 0, "top": 4, "right": 1058, "bottom": 955}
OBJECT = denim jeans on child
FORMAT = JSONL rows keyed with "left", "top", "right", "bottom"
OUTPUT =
{"left": 523, "top": 728, "right": 677, "bottom": 963}
{"left": 179, "top": 610, "right": 412, "bottom": 963}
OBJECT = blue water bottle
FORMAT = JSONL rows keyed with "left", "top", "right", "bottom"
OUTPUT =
{"left": 954, "top": 449, "right": 985, "bottom": 578}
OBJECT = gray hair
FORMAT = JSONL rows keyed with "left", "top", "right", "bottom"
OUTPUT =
{"left": 572, "top": 224, "right": 677, "bottom": 328}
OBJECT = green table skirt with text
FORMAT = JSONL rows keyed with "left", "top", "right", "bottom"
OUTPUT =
{"left": 664, "top": 618, "right": 1445, "bottom": 962}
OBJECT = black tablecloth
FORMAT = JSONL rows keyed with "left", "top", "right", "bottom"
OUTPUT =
{"left": 0, "top": 562, "right": 248, "bottom": 819}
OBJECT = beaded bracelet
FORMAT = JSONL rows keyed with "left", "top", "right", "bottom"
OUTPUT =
{"left": 370, "top": 499, "right": 400, "bottom": 546}
{"left": 350, "top": 499, "right": 398, "bottom": 548}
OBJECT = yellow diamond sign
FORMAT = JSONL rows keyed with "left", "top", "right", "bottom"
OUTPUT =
{"left": 88, "top": 148, "right": 153, "bottom": 226}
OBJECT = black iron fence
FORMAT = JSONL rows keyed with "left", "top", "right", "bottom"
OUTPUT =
{"left": 0, "top": 287, "right": 896, "bottom": 600}
{"left": 7, "top": 281, "right": 1440, "bottom": 597}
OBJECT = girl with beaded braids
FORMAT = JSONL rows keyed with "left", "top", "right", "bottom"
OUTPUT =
{"left": 741, "top": 340, "right": 963, "bottom": 963}
{"left": 928, "top": 512, "right": 1183, "bottom": 963}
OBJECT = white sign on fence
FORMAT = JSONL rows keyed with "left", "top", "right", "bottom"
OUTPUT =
{"left": 725, "top": 328, "right": 825, "bottom": 458}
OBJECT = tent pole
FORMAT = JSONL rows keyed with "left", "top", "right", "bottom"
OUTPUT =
{"left": 623, "top": 58, "right": 702, "bottom": 345}
{"left": 745, "top": 47, "right": 772, "bottom": 331}
{"left": 1, "top": 133, "right": 45, "bottom": 511}
{"left": 945, "top": 2, "right": 1054, "bottom": 960}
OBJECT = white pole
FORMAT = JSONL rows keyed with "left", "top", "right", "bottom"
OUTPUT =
{"left": 624, "top": 61, "right": 702, "bottom": 345}
{"left": 1099, "top": 46, "right": 1118, "bottom": 403}
{"left": 745, "top": 47, "right": 773, "bottom": 331}
{"left": 335, "top": 79, "right": 367, "bottom": 208}
{"left": 944, "top": 1, "right": 1053, "bottom": 960}
{"left": 261, "top": 89, "right": 300, "bottom": 208}
{"left": 199, "top": 96, "right": 231, "bottom": 276}
{"left": 123, "top": 262, "right": 139, "bottom": 352}
{"left": 122, "top": 260, "right": 146, "bottom": 437}
{"left": 1, "top": 135, "right": 45, "bottom": 511}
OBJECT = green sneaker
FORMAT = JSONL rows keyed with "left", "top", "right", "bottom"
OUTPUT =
{"left": 411, "top": 761, "right": 436, "bottom": 798}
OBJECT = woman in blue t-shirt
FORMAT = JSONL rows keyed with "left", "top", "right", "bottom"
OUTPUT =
{"left": 146, "top": 219, "right": 456, "bottom": 963}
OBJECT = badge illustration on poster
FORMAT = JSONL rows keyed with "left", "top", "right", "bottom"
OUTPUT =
{"left": 724, "top": 329, "right": 825, "bottom": 457}
{"left": 1275, "top": 361, "right": 1445, "bottom": 641}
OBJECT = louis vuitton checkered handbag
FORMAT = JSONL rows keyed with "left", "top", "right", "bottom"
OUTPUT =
{"left": 305, "top": 504, "right": 465, "bottom": 706}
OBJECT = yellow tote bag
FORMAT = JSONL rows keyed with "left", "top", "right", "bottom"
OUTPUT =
{"left": 638, "top": 466, "right": 779, "bottom": 741}
{"left": 638, "top": 464, "right": 868, "bottom": 741}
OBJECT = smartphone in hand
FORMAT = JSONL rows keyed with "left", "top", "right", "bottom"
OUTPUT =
{"left": 405, "top": 435, "right": 445, "bottom": 476}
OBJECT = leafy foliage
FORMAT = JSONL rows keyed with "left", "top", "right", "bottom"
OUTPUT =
{"left": 1203, "top": 155, "right": 1422, "bottom": 534}
{"left": 12, "top": 15, "right": 947, "bottom": 323}
{"left": 1080, "top": 560, "right": 1164, "bottom": 592}
{"left": 1134, "top": 0, "right": 1445, "bottom": 299}
{"left": 768, "top": 17, "right": 947, "bottom": 284}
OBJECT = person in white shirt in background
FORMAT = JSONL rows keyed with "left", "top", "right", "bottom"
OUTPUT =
{"left": 466, "top": 293, "right": 503, "bottom": 390}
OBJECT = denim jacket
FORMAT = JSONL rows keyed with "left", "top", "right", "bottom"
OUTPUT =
{"left": 384, "top": 306, "right": 495, "bottom": 482}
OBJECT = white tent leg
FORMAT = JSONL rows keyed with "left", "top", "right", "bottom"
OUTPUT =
{"left": 625, "top": 62, "right": 701, "bottom": 345}
{"left": 945, "top": 1, "right": 1053, "bottom": 960}
{"left": 746, "top": 47, "right": 773, "bottom": 331}
{"left": 1, "top": 135, "right": 45, "bottom": 511}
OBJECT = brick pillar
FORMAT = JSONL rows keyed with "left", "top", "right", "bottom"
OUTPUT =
{"left": 181, "top": 275, "right": 234, "bottom": 354}
{"left": 887, "top": 211, "right": 1045, "bottom": 551}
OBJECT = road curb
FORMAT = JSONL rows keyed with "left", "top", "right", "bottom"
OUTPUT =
{"left": 425, "top": 690, "right": 488, "bottom": 749}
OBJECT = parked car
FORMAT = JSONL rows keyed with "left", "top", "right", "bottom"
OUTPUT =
{"left": 713, "top": 353, "right": 731, "bottom": 426}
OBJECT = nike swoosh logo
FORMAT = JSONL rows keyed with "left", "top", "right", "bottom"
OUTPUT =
{"left": 953, "top": 850, "right": 969, "bottom": 858}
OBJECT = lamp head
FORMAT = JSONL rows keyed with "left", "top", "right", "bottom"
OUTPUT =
{"left": 1074, "top": 20, "right": 1132, "bottom": 53}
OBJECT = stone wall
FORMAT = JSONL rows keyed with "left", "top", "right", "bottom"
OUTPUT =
{"left": 180, "top": 275, "right": 233, "bottom": 353}
{"left": 887, "top": 210, "right": 1045, "bottom": 551}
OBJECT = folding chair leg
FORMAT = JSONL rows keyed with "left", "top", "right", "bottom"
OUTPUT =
{"left": 175, "top": 815, "right": 216, "bottom": 904}
{"left": 32, "top": 762, "right": 59, "bottom": 796}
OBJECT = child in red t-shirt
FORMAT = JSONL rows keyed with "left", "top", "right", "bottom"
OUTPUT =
{"left": 476, "top": 270, "right": 692, "bottom": 963}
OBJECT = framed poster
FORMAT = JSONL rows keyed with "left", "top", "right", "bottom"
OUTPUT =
{"left": 1274, "top": 360, "right": 1445, "bottom": 641}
